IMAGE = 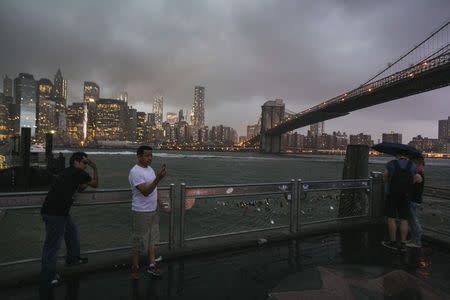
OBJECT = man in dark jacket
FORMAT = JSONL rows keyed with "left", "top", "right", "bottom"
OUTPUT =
{"left": 40, "top": 152, "right": 98, "bottom": 287}
{"left": 382, "top": 154, "right": 420, "bottom": 252}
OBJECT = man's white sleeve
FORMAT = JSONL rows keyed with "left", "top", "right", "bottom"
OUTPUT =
{"left": 129, "top": 169, "right": 146, "bottom": 188}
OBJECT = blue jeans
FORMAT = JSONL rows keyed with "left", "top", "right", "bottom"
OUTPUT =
{"left": 409, "top": 202, "right": 423, "bottom": 246}
{"left": 41, "top": 214, "right": 80, "bottom": 285}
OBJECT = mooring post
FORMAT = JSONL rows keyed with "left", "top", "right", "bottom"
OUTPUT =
{"left": 370, "top": 171, "right": 385, "bottom": 221}
{"left": 45, "top": 133, "right": 54, "bottom": 171}
{"left": 342, "top": 144, "right": 369, "bottom": 180}
{"left": 339, "top": 144, "right": 369, "bottom": 218}
{"left": 19, "top": 127, "right": 31, "bottom": 188}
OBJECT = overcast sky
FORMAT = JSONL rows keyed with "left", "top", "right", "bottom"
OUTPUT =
{"left": 1, "top": 0, "right": 449, "bottom": 142}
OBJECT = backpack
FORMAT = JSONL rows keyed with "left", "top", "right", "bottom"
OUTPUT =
{"left": 389, "top": 160, "right": 414, "bottom": 198}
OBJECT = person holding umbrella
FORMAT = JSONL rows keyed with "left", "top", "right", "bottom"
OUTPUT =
{"left": 372, "top": 143, "right": 421, "bottom": 251}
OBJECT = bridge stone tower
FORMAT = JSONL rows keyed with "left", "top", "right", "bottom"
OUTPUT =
{"left": 260, "top": 99, "right": 285, "bottom": 153}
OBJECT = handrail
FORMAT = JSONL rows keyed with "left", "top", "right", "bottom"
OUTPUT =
{"left": 179, "top": 179, "right": 373, "bottom": 245}
{"left": 0, "top": 184, "right": 175, "bottom": 267}
{"left": 185, "top": 181, "right": 293, "bottom": 189}
{"left": 0, "top": 179, "right": 379, "bottom": 268}
{"left": 0, "top": 186, "right": 172, "bottom": 210}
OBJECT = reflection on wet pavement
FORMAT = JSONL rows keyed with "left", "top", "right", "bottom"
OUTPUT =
{"left": 1, "top": 226, "right": 449, "bottom": 300}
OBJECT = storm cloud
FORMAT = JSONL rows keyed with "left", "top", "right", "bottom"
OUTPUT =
{"left": 1, "top": 0, "right": 449, "bottom": 141}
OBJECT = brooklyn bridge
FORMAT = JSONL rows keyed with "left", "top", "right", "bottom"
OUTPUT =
{"left": 247, "top": 21, "right": 450, "bottom": 153}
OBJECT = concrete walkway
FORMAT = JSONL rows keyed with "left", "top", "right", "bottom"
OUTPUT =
{"left": 1, "top": 225, "right": 450, "bottom": 300}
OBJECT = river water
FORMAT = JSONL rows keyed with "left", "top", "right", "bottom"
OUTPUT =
{"left": 61, "top": 150, "right": 450, "bottom": 188}
{"left": 1, "top": 150, "right": 449, "bottom": 263}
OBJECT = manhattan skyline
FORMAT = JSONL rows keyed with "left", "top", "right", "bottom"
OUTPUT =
{"left": 1, "top": 0, "right": 450, "bottom": 142}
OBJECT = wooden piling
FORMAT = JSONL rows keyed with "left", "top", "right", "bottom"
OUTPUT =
{"left": 338, "top": 144, "right": 369, "bottom": 218}
{"left": 45, "top": 133, "right": 53, "bottom": 171}
{"left": 19, "top": 128, "right": 31, "bottom": 188}
{"left": 342, "top": 144, "right": 369, "bottom": 180}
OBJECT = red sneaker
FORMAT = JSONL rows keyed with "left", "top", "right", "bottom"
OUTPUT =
{"left": 130, "top": 265, "right": 139, "bottom": 279}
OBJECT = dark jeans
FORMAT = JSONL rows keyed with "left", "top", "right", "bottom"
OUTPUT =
{"left": 409, "top": 202, "right": 423, "bottom": 246}
{"left": 40, "top": 214, "right": 80, "bottom": 285}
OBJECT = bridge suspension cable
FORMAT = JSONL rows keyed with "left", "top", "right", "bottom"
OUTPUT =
{"left": 245, "top": 20, "right": 450, "bottom": 148}
{"left": 363, "top": 20, "right": 450, "bottom": 85}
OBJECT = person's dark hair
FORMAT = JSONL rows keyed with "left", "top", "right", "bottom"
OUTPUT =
{"left": 70, "top": 152, "right": 88, "bottom": 166}
{"left": 413, "top": 157, "right": 425, "bottom": 166}
{"left": 137, "top": 145, "right": 153, "bottom": 156}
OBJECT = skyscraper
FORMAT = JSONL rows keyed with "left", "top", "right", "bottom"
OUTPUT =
{"left": 127, "top": 107, "right": 137, "bottom": 142}
{"left": 178, "top": 109, "right": 184, "bottom": 122}
{"left": 66, "top": 103, "right": 84, "bottom": 144}
{"left": 119, "top": 91, "right": 128, "bottom": 103}
{"left": 310, "top": 122, "right": 324, "bottom": 137}
{"left": 53, "top": 69, "right": 67, "bottom": 102}
{"left": 3, "top": 75, "right": 13, "bottom": 97}
{"left": 438, "top": 118, "right": 449, "bottom": 140}
{"left": 96, "top": 98, "right": 127, "bottom": 140}
{"left": 192, "top": 86, "right": 205, "bottom": 128}
{"left": 166, "top": 112, "right": 178, "bottom": 125}
{"left": 247, "top": 124, "right": 260, "bottom": 139}
{"left": 349, "top": 133, "right": 373, "bottom": 147}
{"left": 83, "top": 81, "right": 99, "bottom": 103}
{"left": 0, "top": 89, "right": 15, "bottom": 138}
{"left": 36, "top": 78, "right": 56, "bottom": 139}
{"left": 83, "top": 81, "right": 100, "bottom": 141}
{"left": 153, "top": 96, "right": 163, "bottom": 128}
{"left": 14, "top": 73, "right": 37, "bottom": 135}
{"left": 53, "top": 70, "right": 67, "bottom": 137}
{"left": 0, "top": 94, "right": 9, "bottom": 140}
{"left": 136, "top": 112, "right": 147, "bottom": 142}
{"left": 382, "top": 131, "right": 402, "bottom": 144}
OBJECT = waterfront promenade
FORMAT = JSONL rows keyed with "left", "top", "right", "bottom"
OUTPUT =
{"left": 1, "top": 151, "right": 450, "bottom": 299}
{"left": 1, "top": 174, "right": 450, "bottom": 299}
{"left": 1, "top": 225, "right": 450, "bottom": 299}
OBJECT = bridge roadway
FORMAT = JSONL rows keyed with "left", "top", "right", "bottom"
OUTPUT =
{"left": 250, "top": 51, "right": 450, "bottom": 146}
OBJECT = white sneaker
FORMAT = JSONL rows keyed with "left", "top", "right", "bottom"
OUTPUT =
{"left": 50, "top": 274, "right": 62, "bottom": 286}
{"left": 405, "top": 242, "right": 421, "bottom": 248}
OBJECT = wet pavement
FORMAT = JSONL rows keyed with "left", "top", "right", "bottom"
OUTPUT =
{"left": 1, "top": 226, "right": 450, "bottom": 300}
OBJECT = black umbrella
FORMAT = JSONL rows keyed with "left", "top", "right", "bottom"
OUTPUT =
{"left": 372, "top": 142, "right": 423, "bottom": 158}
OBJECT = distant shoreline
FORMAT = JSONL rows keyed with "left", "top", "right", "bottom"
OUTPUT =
{"left": 52, "top": 147, "right": 450, "bottom": 159}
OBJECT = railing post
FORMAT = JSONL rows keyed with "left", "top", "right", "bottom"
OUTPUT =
{"left": 179, "top": 183, "right": 186, "bottom": 249}
{"left": 297, "top": 179, "right": 302, "bottom": 234}
{"left": 20, "top": 127, "right": 31, "bottom": 188}
{"left": 289, "top": 179, "right": 296, "bottom": 234}
{"left": 368, "top": 177, "right": 373, "bottom": 218}
{"left": 370, "top": 171, "right": 384, "bottom": 221}
{"left": 169, "top": 183, "right": 175, "bottom": 251}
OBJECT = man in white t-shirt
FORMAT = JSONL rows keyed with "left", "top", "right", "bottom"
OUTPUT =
{"left": 129, "top": 145, "right": 167, "bottom": 279}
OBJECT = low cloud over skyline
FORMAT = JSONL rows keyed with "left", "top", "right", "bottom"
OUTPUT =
{"left": 1, "top": 0, "right": 449, "bottom": 141}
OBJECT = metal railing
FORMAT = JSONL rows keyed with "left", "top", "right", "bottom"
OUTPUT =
{"left": 178, "top": 179, "right": 374, "bottom": 248}
{"left": 179, "top": 181, "right": 295, "bottom": 247}
{"left": 0, "top": 178, "right": 378, "bottom": 267}
{"left": 420, "top": 186, "right": 450, "bottom": 237}
{"left": 0, "top": 186, "right": 174, "bottom": 267}
{"left": 424, "top": 186, "right": 450, "bottom": 200}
